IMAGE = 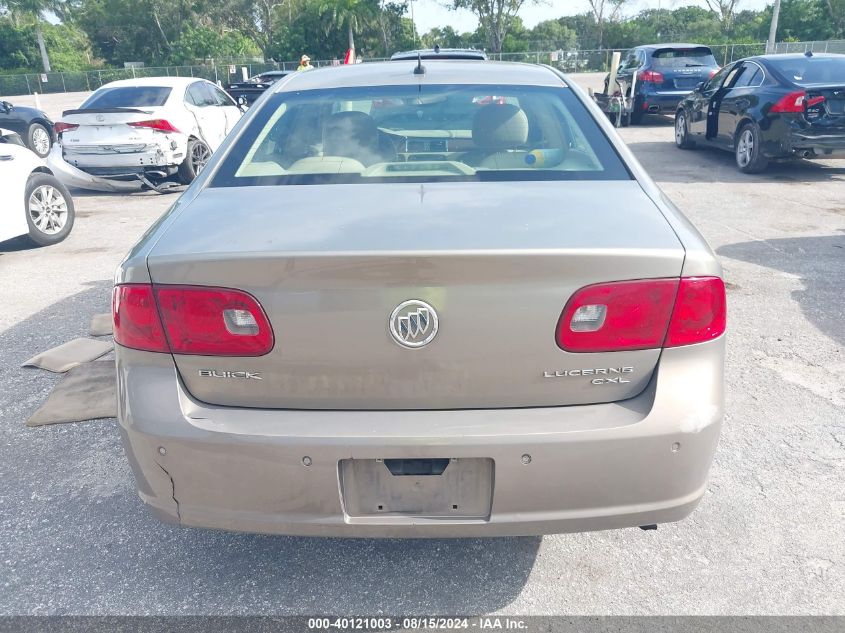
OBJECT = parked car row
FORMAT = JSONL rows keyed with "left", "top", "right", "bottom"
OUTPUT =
{"left": 604, "top": 45, "right": 845, "bottom": 172}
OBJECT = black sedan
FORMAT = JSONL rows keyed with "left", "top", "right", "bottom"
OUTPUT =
{"left": 225, "top": 71, "right": 291, "bottom": 106}
{"left": 674, "top": 52, "right": 845, "bottom": 172}
{"left": 0, "top": 100, "right": 54, "bottom": 158}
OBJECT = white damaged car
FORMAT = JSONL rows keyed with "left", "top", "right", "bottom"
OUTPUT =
{"left": 1, "top": 129, "right": 75, "bottom": 246}
{"left": 48, "top": 77, "right": 243, "bottom": 192}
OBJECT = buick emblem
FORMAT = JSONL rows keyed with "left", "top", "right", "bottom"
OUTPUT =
{"left": 389, "top": 300, "right": 438, "bottom": 348}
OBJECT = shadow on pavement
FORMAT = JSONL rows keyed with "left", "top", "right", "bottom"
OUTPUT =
{"left": 717, "top": 232, "right": 845, "bottom": 346}
{"left": 627, "top": 140, "right": 845, "bottom": 184}
{"left": 1, "top": 284, "right": 539, "bottom": 614}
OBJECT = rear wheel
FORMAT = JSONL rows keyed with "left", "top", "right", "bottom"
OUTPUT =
{"left": 28, "top": 122, "right": 52, "bottom": 158}
{"left": 177, "top": 138, "right": 212, "bottom": 184}
{"left": 735, "top": 123, "right": 768, "bottom": 173}
{"left": 674, "top": 110, "right": 695, "bottom": 149}
{"left": 25, "top": 173, "right": 75, "bottom": 246}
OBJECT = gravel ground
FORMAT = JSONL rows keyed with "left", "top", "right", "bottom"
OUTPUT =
{"left": 0, "top": 80, "right": 843, "bottom": 615}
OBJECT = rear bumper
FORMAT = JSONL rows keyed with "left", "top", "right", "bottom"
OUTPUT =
{"left": 639, "top": 91, "right": 689, "bottom": 112}
{"left": 762, "top": 118, "right": 845, "bottom": 157}
{"left": 117, "top": 338, "right": 725, "bottom": 537}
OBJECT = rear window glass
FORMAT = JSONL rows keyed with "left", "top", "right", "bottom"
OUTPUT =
{"left": 81, "top": 87, "right": 172, "bottom": 109}
{"left": 652, "top": 48, "right": 717, "bottom": 69}
{"left": 767, "top": 56, "right": 845, "bottom": 85}
{"left": 212, "top": 84, "right": 630, "bottom": 187}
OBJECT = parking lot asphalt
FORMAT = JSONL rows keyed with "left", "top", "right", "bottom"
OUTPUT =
{"left": 0, "top": 81, "right": 843, "bottom": 615}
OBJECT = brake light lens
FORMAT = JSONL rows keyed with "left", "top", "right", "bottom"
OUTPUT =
{"left": 770, "top": 90, "right": 808, "bottom": 113}
{"left": 664, "top": 277, "right": 726, "bottom": 347}
{"left": 155, "top": 286, "right": 273, "bottom": 356}
{"left": 127, "top": 119, "right": 180, "bottom": 133}
{"left": 556, "top": 279, "right": 678, "bottom": 352}
{"left": 112, "top": 284, "right": 274, "bottom": 356}
{"left": 113, "top": 285, "right": 169, "bottom": 353}
{"left": 638, "top": 70, "right": 665, "bottom": 84}
{"left": 556, "top": 277, "right": 726, "bottom": 352}
{"left": 54, "top": 121, "right": 79, "bottom": 134}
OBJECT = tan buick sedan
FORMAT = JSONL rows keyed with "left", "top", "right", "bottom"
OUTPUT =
{"left": 113, "top": 60, "right": 726, "bottom": 537}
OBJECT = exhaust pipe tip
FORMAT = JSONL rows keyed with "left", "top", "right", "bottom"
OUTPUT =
{"left": 799, "top": 150, "right": 815, "bottom": 159}
{"left": 648, "top": 105, "right": 660, "bottom": 113}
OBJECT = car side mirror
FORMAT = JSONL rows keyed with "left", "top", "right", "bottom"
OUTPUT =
{"left": 237, "top": 96, "right": 248, "bottom": 111}
{"left": 695, "top": 82, "right": 705, "bottom": 92}
{"left": 1, "top": 101, "right": 12, "bottom": 114}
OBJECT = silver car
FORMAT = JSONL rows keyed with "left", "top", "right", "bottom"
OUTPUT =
{"left": 113, "top": 61, "right": 726, "bottom": 537}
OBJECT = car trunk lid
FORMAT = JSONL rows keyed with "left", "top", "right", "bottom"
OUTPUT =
{"left": 146, "top": 181, "right": 685, "bottom": 410}
{"left": 58, "top": 107, "right": 173, "bottom": 152}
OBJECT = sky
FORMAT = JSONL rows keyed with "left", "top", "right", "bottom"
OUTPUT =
{"left": 410, "top": 0, "right": 773, "bottom": 34}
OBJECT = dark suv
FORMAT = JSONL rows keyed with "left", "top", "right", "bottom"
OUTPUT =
{"left": 608, "top": 44, "right": 720, "bottom": 124}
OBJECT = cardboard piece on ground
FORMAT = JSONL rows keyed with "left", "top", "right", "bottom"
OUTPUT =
{"left": 22, "top": 337, "right": 113, "bottom": 373}
{"left": 89, "top": 313, "right": 113, "bottom": 337}
{"left": 26, "top": 361, "right": 117, "bottom": 427}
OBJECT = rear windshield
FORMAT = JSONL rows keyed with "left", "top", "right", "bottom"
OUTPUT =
{"left": 212, "top": 84, "right": 630, "bottom": 186}
{"left": 767, "top": 56, "right": 845, "bottom": 85}
{"left": 652, "top": 47, "right": 717, "bottom": 69}
{"left": 81, "top": 86, "right": 172, "bottom": 109}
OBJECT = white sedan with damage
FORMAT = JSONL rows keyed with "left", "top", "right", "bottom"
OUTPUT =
{"left": 48, "top": 77, "right": 243, "bottom": 192}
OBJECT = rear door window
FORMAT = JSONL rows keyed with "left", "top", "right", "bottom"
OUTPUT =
{"left": 211, "top": 84, "right": 631, "bottom": 187}
{"left": 81, "top": 86, "right": 172, "bottom": 108}
{"left": 186, "top": 82, "right": 215, "bottom": 107}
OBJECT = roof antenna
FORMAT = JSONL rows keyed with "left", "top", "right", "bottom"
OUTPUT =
{"left": 414, "top": 52, "right": 426, "bottom": 75}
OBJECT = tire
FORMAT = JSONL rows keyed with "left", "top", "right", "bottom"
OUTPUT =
{"left": 674, "top": 110, "right": 695, "bottom": 149}
{"left": 735, "top": 123, "right": 768, "bottom": 173}
{"left": 27, "top": 122, "right": 52, "bottom": 158}
{"left": 24, "top": 173, "right": 75, "bottom": 246}
{"left": 177, "top": 137, "right": 212, "bottom": 185}
{"left": 629, "top": 106, "right": 645, "bottom": 125}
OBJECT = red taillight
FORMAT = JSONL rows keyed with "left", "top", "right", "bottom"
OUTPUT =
{"left": 806, "top": 95, "right": 825, "bottom": 108}
{"left": 54, "top": 122, "right": 79, "bottom": 134}
{"left": 556, "top": 279, "right": 679, "bottom": 352}
{"left": 664, "top": 277, "right": 726, "bottom": 347}
{"left": 127, "top": 119, "right": 180, "bottom": 133}
{"left": 638, "top": 70, "right": 664, "bottom": 84}
{"left": 155, "top": 286, "right": 274, "bottom": 356}
{"left": 709, "top": 69, "right": 718, "bottom": 78}
{"left": 113, "top": 284, "right": 274, "bottom": 356}
{"left": 770, "top": 90, "right": 808, "bottom": 113}
{"left": 113, "top": 285, "right": 169, "bottom": 353}
{"left": 556, "top": 277, "right": 726, "bottom": 353}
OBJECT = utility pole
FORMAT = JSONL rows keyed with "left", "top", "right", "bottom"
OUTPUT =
{"left": 36, "top": 27, "right": 51, "bottom": 73}
{"left": 767, "top": 0, "right": 781, "bottom": 54}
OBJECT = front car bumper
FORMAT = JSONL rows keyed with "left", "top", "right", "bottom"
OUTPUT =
{"left": 116, "top": 336, "right": 725, "bottom": 538}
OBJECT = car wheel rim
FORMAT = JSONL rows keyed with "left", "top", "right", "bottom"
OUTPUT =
{"left": 191, "top": 142, "right": 211, "bottom": 174}
{"left": 737, "top": 130, "right": 754, "bottom": 167}
{"left": 28, "top": 185, "right": 68, "bottom": 235}
{"left": 675, "top": 115, "right": 685, "bottom": 144}
{"left": 32, "top": 127, "right": 50, "bottom": 156}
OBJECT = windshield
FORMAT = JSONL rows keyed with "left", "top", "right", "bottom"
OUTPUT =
{"left": 652, "top": 48, "right": 717, "bottom": 69}
{"left": 767, "top": 56, "right": 845, "bottom": 85}
{"left": 212, "top": 84, "right": 629, "bottom": 186}
{"left": 82, "top": 86, "right": 172, "bottom": 108}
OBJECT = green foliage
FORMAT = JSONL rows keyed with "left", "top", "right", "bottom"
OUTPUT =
{"left": 0, "top": 0, "right": 843, "bottom": 73}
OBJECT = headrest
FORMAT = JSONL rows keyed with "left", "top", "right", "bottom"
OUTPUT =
{"left": 323, "top": 111, "right": 379, "bottom": 158}
{"left": 472, "top": 104, "right": 529, "bottom": 150}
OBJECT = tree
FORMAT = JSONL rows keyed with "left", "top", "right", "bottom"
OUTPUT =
{"left": 319, "top": 0, "right": 377, "bottom": 56}
{"left": 1, "top": 0, "right": 61, "bottom": 71}
{"left": 586, "top": 0, "right": 627, "bottom": 49}
{"left": 703, "top": 0, "right": 741, "bottom": 29}
{"left": 449, "top": 0, "right": 537, "bottom": 54}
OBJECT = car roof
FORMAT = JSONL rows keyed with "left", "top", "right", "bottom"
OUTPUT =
{"left": 97, "top": 77, "right": 205, "bottom": 89}
{"left": 637, "top": 43, "right": 712, "bottom": 51}
{"left": 391, "top": 48, "right": 487, "bottom": 61}
{"left": 258, "top": 70, "right": 290, "bottom": 76}
{"left": 748, "top": 52, "right": 844, "bottom": 61}
{"left": 274, "top": 60, "right": 565, "bottom": 92}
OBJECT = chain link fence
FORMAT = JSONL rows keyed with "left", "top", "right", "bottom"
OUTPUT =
{"left": 2, "top": 40, "right": 843, "bottom": 97}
